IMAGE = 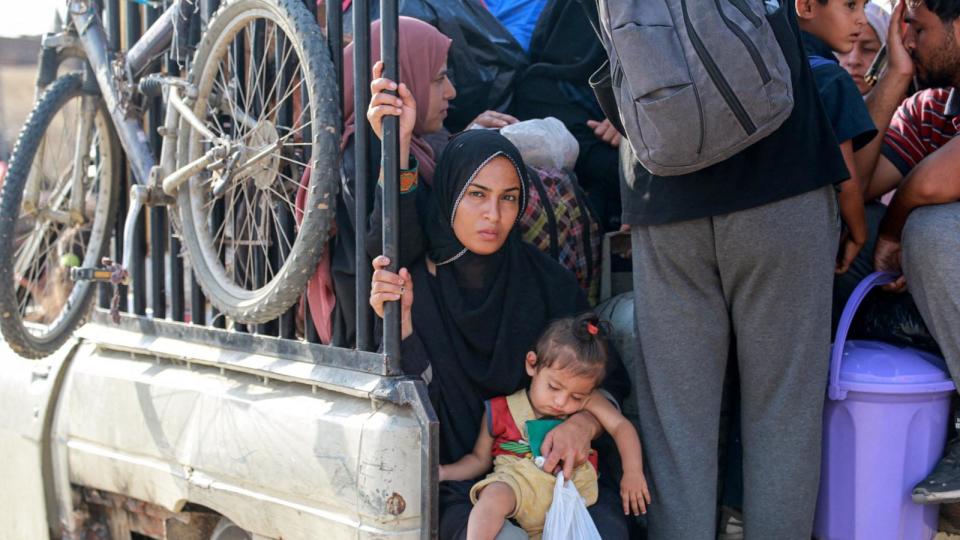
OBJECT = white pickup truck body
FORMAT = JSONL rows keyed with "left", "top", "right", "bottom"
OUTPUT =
{"left": 0, "top": 311, "right": 437, "bottom": 539}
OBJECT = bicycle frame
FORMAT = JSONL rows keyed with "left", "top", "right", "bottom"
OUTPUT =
{"left": 54, "top": 0, "right": 231, "bottom": 290}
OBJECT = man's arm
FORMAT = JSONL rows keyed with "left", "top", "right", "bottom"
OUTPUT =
{"left": 855, "top": 0, "right": 914, "bottom": 190}
{"left": 865, "top": 154, "right": 905, "bottom": 201}
{"left": 879, "top": 135, "right": 960, "bottom": 241}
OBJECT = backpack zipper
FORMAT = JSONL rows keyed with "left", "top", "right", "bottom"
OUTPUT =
{"left": 680, "top": 0, "right": 757, "bottom": 135}
{"left": 729, "top": 0, "right": 763, "bottom": 27}
{"left": 715, "top": 0, "right": 771, "bottom": 83}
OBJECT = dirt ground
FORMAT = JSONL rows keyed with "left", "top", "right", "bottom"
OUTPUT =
{"left": 0, "top": 64, "right": 39, "bottom": 159}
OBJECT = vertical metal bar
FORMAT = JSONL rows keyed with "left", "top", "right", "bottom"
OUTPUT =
{"left": 302, "top": 0, "right": 320, "bottom": 344}
{"left": 113, "top": 0, "right": 129, "bottom": 315}
{"left": 379, "top": 0, "right": 400, "bottom": 365}
{"left": 146, "top": 2, "right": 167, "bottom": 319}
{"left": 168, "top": 191, "right": 185, "bottom": 322}
{"left": 276, "top": 29, "right": 297, "bottom": 340}
{"left": 230, "top": 21, "right": 250, "bottom": 335}
{"left": 250, "top": 19, "right": 277, "bottom": 336}
{"left": 101, "top": 0, "right": 121, "bottom": 311}
{"left": 303, "top": 297, "right": 319, "bottom": 341}
{"left": 353, "top": 0, "right": 372, "bottom": 351}
{"left": 210, "top": 198, "right": 225, "bottom": 328}
{"left": 399, "top": 380, "right": 439, "bottom": 540}
{"left": 326, "top": 0, "right": 343, "bottom": 109}
{"left": 201, "top": 0, "right": 220, "bottom": 22}
{"left": 193, "top": 0, "right": 218, "bottom": 325}
{"left": 168, "top": 6, "right": 186, "bottom": 322}
{"left": 127, "top": 1, "right": 148, "bottom": 316}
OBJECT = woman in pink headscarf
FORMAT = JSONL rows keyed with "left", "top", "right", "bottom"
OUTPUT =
{"left": 303, "top": 16, "right": 516, "bottom": 346}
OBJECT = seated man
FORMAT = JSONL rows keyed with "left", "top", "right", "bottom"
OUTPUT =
{"left": 867, "top": 0, "right": 960, "bottom": 503}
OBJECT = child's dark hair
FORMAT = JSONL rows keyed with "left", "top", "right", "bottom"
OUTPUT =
{"left": 532, "top": 312, "right": 612, "bottom": 384}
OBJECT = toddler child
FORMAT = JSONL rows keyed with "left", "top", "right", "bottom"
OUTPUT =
{"left": 439, "top": 313, "right": 650, "bottom": 540}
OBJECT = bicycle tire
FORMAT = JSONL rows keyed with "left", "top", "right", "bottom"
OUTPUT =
{"left": 0, "top": 73, "right": 119, "bottom": 358}
{"left": 174, "top": 0, "right": 339, "bottom": 324}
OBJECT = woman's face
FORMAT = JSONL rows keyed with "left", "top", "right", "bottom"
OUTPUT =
{"left": 451, "top": 156, "right": 522, "bottom": 256}
{"left": 838, "top": 24, "right": 883, "bottom": 94}
{"left": 424, "top": 62, "right": 456, "bottom": 133}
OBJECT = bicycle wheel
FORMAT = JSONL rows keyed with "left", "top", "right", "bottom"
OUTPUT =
{"left": 175, "top": 0, "right": 339, "bottom": 324}
{"left": 0, "top": 73, "right": 119, "bottom": 358}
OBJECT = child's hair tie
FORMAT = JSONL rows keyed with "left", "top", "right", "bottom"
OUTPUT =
{"left": 586, "top": 322, "right": 599, "bottom": 336}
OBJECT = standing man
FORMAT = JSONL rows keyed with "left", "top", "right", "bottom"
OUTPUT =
{"left": 587, "top": 2, "right": 851, "bottom": 538}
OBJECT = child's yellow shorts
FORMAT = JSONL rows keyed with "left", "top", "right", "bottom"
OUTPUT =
{"left": 469, "top": 454, "right": 598, "bottom": 539}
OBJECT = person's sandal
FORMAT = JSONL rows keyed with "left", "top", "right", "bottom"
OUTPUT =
{"left": 913, "top": 438, "right": 960, "bottom": 504}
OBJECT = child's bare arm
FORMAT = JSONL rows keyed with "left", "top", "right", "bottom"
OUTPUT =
{"left": 837, "top": 139, "right": 868, "bottom": 274}
{"left": 439, "top": 416, "right": 494, "bottom": 482}
{"left": 585, "top": 396, "right": 643, "bottom": 476}
{"left": 585, "top": 395, "right": 651, "bottom": 515}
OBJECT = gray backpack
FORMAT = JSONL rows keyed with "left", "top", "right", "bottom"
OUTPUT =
{"left": 594, "top": 0, "right": 794, "bottom": 176}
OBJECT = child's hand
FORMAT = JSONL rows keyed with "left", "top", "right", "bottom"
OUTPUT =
{"left": 836, "top": 179, "right": 867, "bottom": 274}
{"left": 620, "top": 470, "right": 651, "bottom": 516}
{"left": 438, "top": 464, "right": 448, "bottom": 483}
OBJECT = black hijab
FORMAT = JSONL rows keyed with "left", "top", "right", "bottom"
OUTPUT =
{"left": 409, "top": 130, "right": 591, "bottom": 464}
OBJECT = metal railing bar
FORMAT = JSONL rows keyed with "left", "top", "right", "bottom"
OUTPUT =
{"left": 379, "top": 0, "right": 400, "bottom": 370}
{"left": 147, "top": 2, "right": 167, "bottom": 320}
{"left": 101, "top": 0, "right": 122, "bottom": 311}
{"left": 353, "top": 0, "right": 372, "bottom": 351}
{"left": 127, "top": 2, "right": 148, "bottom": 316}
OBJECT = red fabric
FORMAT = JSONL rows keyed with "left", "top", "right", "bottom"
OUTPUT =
{"left": 884, "top": 88, "right": 960, "bottom": 173}
{"left": 340, "top": 17, "right": 451, "bottom": 184}
{"left": 295, "top": 166, "right": 335, "bottom": 344}
{"left": 489, "top": 396, "right": 526, "bottom": 458}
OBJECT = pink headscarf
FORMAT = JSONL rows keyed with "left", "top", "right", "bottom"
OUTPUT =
{"left": 342, "top": 16, "right": 452, "bottom": 183}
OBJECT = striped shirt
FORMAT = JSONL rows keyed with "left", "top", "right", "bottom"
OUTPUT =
{"left": 882, "top": 87, "right": 960, "bottom": 175}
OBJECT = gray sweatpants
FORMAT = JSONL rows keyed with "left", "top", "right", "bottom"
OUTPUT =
{"left": 630, "top": 186, "right": 839, "bottom": 540}
{"left": 902, "top": 202, "right": 960, "bottom": 390}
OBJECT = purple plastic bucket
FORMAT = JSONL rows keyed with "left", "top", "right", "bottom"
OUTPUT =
{"left": 814, "top": 272, "right": 954, "bottom": 540}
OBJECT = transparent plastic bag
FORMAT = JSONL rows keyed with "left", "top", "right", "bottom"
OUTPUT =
{"left": 541, "top": 472, "right": 602, "bottom": 540}
{"left": 500, "top": 117, "right": 579, "bottom": 171}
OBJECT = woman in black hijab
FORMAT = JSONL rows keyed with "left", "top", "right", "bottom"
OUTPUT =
{"left": 370, "top": 130, "right": 630, "bottom": 539}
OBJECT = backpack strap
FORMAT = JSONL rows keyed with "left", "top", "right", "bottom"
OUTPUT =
{"left": 808, "top": 54, "right": 836, "bottom": 70}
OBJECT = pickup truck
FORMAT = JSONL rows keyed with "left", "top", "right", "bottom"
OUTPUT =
{"left": 0, "top": 309, "right": 438, "bottom": 540}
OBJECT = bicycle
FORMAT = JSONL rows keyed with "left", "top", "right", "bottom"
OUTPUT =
{"left": 0, "top": 0, "right": 340, "bottom": 358}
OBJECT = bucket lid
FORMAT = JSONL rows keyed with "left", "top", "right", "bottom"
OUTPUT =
{"left": 838, "top": 340, "right": 953, "bottom": 392}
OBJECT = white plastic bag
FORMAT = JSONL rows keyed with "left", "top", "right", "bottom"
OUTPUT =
{"left": 541, "top": 472, "right": 602, "bottom": 540}
{"left": 499, "top": 117, "right": 579, "bottom": 171}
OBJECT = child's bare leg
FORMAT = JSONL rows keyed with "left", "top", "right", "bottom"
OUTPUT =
{"left": 467, "top": 481, "right": 518, "bottom": 540}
